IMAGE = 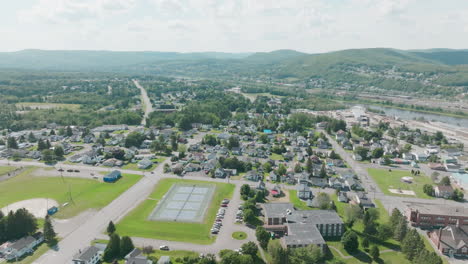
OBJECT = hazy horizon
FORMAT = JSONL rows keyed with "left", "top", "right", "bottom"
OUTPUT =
{"left": 1, "top": 0, "right": 468, "bottom": 53}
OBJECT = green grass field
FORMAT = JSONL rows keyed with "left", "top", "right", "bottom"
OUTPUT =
{"left": 16, "top": 102, "right": 81, "bottom": 110}
{"left": 288, "top": 190, "right": 313, "bottom": 210}
{"left": 0, "top": 166, "right": 16, "bottom": 175}
{"left": 0, "top": 168, "right": 141, "bottom": 219}
{"left": 116, "top": 178, "right": 235, "bottom": 244}
{"left": 269, "top": 153, "right": 284, "bottom": 161}
{"left": 232, "top": 231, "right": 247, "bottom": 240}
{"left": 367, "top": 168, "right": 434, "bottom": 199}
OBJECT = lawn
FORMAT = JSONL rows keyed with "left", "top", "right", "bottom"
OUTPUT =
{"left": 102, "top": 249, "right": 198, "bottom": 264}
{"left": 0, "top": 166, "right": 16, "bottom": 175}
{"left": 232, "top": 231, "right": 247, "bottom": 240}
{"left": 116, "top": 178, "right": 235, "bottom": 244}
{"left": 18, "top": 242, "right": 53, "bottom": 264}
{"left": 269, "top": 153, "right": 284, "bottom": 161}
{"left": 0, "top": 167, "right": 142, "bottom": 219}
{"left": 288, "top": 190, "right": 313, "bottom": 210}
{"left": 367, "top": 168, "right": 434, "bottom": 199}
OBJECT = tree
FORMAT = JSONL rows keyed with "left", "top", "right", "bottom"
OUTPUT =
{"left": 341, "top": 230, "right": 359, "bottom": 253}
{"left": 125, "top": 132, "right": 146, "bottom": 148}
{"left": 268, "top": 240, "right": 289, "bottom": 264}
{"left": 203, "top": 134, "right": 218, "bottom": 146}
{"left": 262, "top": 162, "right": 272, "bottom": 173}
{"left": 7, "top": 137, "right": 18, "bottom": 149}
{"left": 277, "top": 163, "right": 286, "bottom": 176}
{"left": 28, "top": 132, "right": 36, "bottom": 142}
{"left": 372, "top": 147, "right": 384, "bottom": 159}
{"left": 103, "top": 233, "right": 121, "bottom": 262}
{"left": 42, "top": 149, "right": 55, "bottom": 163}
{"left": 294, "top": 163, "right": 302, "bottom": 173}
{"left": 370, "top": 245, "right": 380, "bottom": 260}
{"left": 120, "top": 236, "right": 135, "bottom": 258}
{"left": 240, "top": 184, "right": 251, "bottom": 197}
{"left": 452, "top": 189, "right": 464, "bottom": 201}
{"left": 255, "top": 226, "right": 270, "bottom": 249}
{"left": 413, "top": 249, "right": 443, "bottom": 264}
{"left": 329, "top": 150, "right": 340, "bottom": 159}
{"left": 377, "top": 223, "right": 393, "bottom": 241}
{"left": 319, "top": 163, "right": 327, "bottom": 178}
{"left": 289, "top": 245, "right": 324, "bottom": 264}
{"left": 362, "top": 236, "right": 369, "bottom": 249}
{"left": 306, "top": 158, "right": 313, "bottom": 173}
{"left": 315, "top": 192, "right": 331, "bottom": 209}
{"left": 440, "top": 176, "right": 451, "bottom": 186}
{"left": 240, "top": 242, "right": 258, "bottom": 257}
{"left": 43, "top": 215, "right": 57, "bottom": 246}
{"left": 423, "top": 184, "right": 434, "bottom": 196}
{"left": 227, "top": 136, "right": 240, "bottom": 150}
{"left": 344, "top": 205, "right": 363, "bottom": 226}
{"left": 363, "top": 210, "right": 377, "bottom": 235}
{"left": 389, "top": 208, "right": 403, "bottom": 229}
{"left": 54, "top": 145, "right": 64, "bottom": 158}
{"left": 394, "top": 218, "right": 408, "bottom": 241}
{"left": 243, "top": 209, "right": 256, "bottom": 225}
{"left": 107, "top": 221, "right": 116, "bottom": 235}
{"left": 402, "top": 229, "right": 424, "bottom": 261}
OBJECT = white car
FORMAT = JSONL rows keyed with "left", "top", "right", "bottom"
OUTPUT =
{"left": 159, "top": 245, "right": 169, "bottom": 250}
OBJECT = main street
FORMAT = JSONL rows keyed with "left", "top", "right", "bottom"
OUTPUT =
{"left": 133, "top": 79, "right": 153, "bottom": 126}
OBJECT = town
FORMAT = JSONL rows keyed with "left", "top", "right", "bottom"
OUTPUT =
{"left": 0, "top": 75, "right": 466, "bottom": 264}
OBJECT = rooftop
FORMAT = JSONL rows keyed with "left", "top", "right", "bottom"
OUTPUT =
{"left": 73, "top": 246, "right": 100, "bottom": 261}
{"left": 407, "top": 202, "right": 468, "bottom": 217}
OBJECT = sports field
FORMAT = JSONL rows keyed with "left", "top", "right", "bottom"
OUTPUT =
{"left": 149, "top": 183, "right": 215, "bottom": 223}
{"left": 0, "top": 167, "right": 141, "bottom": 218}
{"left": 367, "top": 168, "right": 433, "bottom": 199}
{"left": 116, "top": 178, "right": 235, "bottom": 244}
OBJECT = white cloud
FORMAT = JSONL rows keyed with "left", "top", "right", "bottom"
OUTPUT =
{"left": 7, "top": 0, "right": 468, "bottom": 52}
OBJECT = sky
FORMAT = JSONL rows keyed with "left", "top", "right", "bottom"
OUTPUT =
{"left": 1, "top": 0, "right": 468, "bottom": 53}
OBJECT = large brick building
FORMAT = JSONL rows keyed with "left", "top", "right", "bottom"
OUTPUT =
{"left": 405, "top": 203, "right": 468, "bottom": 228}
{"left": 262, "top": 203, "right": 344, "bottom": 249}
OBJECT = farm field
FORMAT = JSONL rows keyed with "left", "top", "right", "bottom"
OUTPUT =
{"left": 16, "top": 102, "right": 81, "bottom": 110}
{"left": 367, "top": 168, "right": 434, "bottom": 199}
{"left": 0, "top": 167, "right": 141, "bottom": 218}
{"left": 116, "top": 178, "right": 235, "bottom": 244}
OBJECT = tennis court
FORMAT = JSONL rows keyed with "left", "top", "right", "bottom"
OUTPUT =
{"left": 148, "top": 183, "right": 215, "bottom": 223}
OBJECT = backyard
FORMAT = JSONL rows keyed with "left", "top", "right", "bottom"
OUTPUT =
{"left": 367, "top": 168, "right": 434, "bottom": 199}
{"left": 0, "top": 167, "right": 142, "bottom": 218}
{"left": 116, "top": 178, "right": 235, "bottom": 244}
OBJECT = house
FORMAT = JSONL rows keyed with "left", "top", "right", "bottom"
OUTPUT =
{"left": 345, "top": 178, "right": 363, "bottom": 191}
{"left": 271, "top": 185, "right": 282, "bottom": 197}
{"left": 72, "top": 246, "right": 102, "bottom": 264}
{"left": 297, "top": 183, "right": 313, "bottom": 200}
{"left": 337, "top": 192, "right": 349, "bottom": 203}
{"left": 104, "top": 170, "right": 122, "bottom": 183}
{"left": 316, "top": 138, "right": 329, "bottom": 149}
{"left": 329, "top": 178, "right": 344, "bottom": 190}
{"left": 413, "top": 152, "right": 428, "bottom": 162}
{"left": 429, "top": 163, "right": 447, "bottom": 171}
{"left": 446, "top": 148, "right": 462, "bottom": 157}
{"left": 124, "top": 248, "right": 153, "bottom": 264}
{"left": 256, "top": 181, "right": 266, "bottom": 190}
{"left": 184, "top": 163, "right": 201, "bottom": 172}
{"left": 335, "top": 130, "right": 346, "bottom": 142}
{"left": 102, "top": 158, "right": 123, "bottom": 167}
{"left": 269, "top": 171, "right": 280, "bottom": 182}
{"left": 137, "top": 159, "right": 153, "bottom": 169}
{"left": 214, "top": 168, "right": 226, "bottom": 178}
{"left": 352, "top": 192, "right": 374, "bottom": 209}
{"left": 244, "top": 170, "right": 262, "bottom": 182}
{"left": 309, "top": 177, "right": 328, "bottom": 188}
{"left": 429, "top": 223, "right": 468, "bottom": 258}
{"left": 4, "top": 233, "right": 44, "bottom": 261}
{"left": 434, "top": 185, "right": 454, "bottom": 199}
{"left": 445, "top": 163, "right": 464, "bottom": 173}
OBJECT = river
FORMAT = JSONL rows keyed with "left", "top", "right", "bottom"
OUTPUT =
{"left": 359, "top": 104, "right": 468, "bottom": 128}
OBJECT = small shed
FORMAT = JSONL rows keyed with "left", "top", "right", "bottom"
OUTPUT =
{"left": 104, "top": 170, "right": 122, "bottom": 183}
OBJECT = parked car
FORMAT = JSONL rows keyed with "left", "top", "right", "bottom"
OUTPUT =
{"left": 159, "top": 245, "right": 169, "bottom": 251}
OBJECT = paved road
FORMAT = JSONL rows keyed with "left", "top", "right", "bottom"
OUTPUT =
{"left": 133, "top": 79, "right": 153, "bottom": 126}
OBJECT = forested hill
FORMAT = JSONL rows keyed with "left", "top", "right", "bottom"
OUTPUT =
{"left": 1, "top": 48, "right": 468, "bottom": 97}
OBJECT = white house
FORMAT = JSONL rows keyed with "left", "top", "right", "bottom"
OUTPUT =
{"left": 72, "top": 246, "right": 102, "bottom": 264}
{"left": 4, "top": 233, "right": 44, "bottom": 261}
